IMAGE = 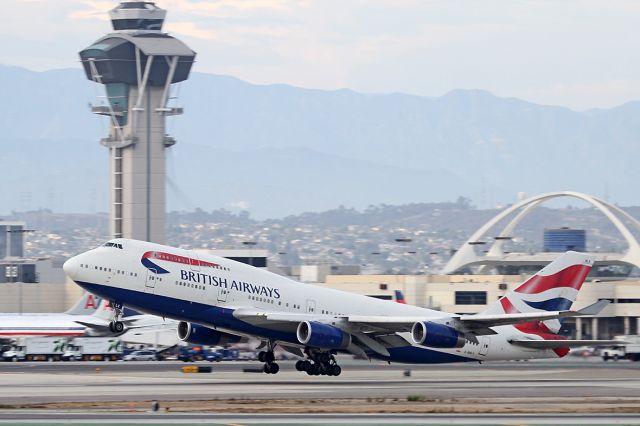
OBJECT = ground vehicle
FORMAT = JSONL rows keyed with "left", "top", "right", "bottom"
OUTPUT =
{"left": 626, "top": 336, "right": 640, "bottom": 361}
{"left": 123, "top": 349, "right": 157, "bottom": 361}
{"left": 178, "top": 345, "right": 222, "bottom": 362}
{"left": 1, "top": 337, "right": 67, "bottom": 362}
{"left": 218, "top": 348, "right": 240, "bottom": 360}
{"left": 602, "top": 346, "right": 625, "bottom": 361}
{"left": 62, "top": 337, "right": 123, "bottom": 361}
{"left": 602, "top": 335, "right": 640, "bottom": 361}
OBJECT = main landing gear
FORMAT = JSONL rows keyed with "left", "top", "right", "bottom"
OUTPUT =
{"left": 295, "top": 349, "right": 341, "bottom": 376}
{"left": 259, "top": 342, "right": 280, "bottom": 374}
{"left": 108, "top": 301, "right": 125, "bottom": 334}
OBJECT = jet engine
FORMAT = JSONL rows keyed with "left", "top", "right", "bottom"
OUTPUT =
{"left": 296, "top": 321, "right": 351, "bottom": 350}
{"left": 411, "top": 321, "right": 465, "bottom": 348}
{"left": 177, "top": 321, "right": 242, "bottom": 346}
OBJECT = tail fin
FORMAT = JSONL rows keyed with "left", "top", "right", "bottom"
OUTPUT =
{"left": 482, "top": 251, "right": 594, "bottom": 333}
{"left": 394, "top": 290, "right": 406, "bottom": 304}
{"left": 65, "top": 293, "right": 102, "bottom": 315}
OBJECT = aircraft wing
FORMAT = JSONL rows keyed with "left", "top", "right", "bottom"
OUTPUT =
{"left": 232, "top": 300, "right": 610, "bottom": 354}
{"left": 233, "top": 309, "right": 316, "bottom": 331}
{"left": 510, "top": 339, "right": 622, "bottom": 349}
{"left": 327, "top": 300, "right": 610, "bottom": 335}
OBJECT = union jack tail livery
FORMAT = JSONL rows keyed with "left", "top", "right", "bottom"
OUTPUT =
{"left": 480, "top": 251, "right": 594, "bottom": 357}
{"left": 483, "top": 251, "right": 593, "bottom": 320}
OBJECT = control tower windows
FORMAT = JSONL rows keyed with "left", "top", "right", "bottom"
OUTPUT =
{"left": 105, "top": 83, "right": 129, "bottom": 126}
{"left": 112, "top": 19, "right": 163, "bottom": 31}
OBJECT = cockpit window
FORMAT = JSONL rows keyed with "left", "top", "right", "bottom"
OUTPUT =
{"left": 104, "top": 242, "right": 124, "bottom": 249}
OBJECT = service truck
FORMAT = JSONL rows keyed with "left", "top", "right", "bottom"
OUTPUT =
{"left": 602, "top": 335, "right": 640, "bottom": 361}
{"left": 1, "top": 337, "right": 67, "bottom": 362}
{"left": 62, "top": 337, "right": 123, "bottom": 361}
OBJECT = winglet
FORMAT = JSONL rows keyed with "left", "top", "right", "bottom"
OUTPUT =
{"left": 577, "top": 299, "right": 610, "bottom": 316}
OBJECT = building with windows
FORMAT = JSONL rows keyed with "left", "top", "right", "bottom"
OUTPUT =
{"left": 0, "top": 221, "right": 26, "bottom": 259}
{"left": 194, "top": 248, "right": 269, "bottom": 268}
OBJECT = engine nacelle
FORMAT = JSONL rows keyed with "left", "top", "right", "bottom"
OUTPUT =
{"left": 411, "top": 321, "right": 465, "bottom": 348}
{"left": 296, "top": 321, "right": 351, "bottom": 350}
{"left": 177, "top": 321, "right": 242, "bottom": 346}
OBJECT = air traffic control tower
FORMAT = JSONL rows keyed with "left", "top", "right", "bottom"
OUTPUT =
{"left": 79, "top": 1, "right": 196, "bottom": 244}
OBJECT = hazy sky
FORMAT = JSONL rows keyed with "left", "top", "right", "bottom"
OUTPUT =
{"left": 3, "top": 0, "right": 639, "bottom": 110}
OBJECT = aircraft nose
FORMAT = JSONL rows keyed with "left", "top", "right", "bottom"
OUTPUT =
{"left": 63, "top": 256, "right": 80, "bottom": 279}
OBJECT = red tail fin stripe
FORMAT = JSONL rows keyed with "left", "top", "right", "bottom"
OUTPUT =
{"left": 514, "top": 264, "right": 591, "bottom": 295}
{"left": 500, "top": 297, "right": 519, "bottom": 314}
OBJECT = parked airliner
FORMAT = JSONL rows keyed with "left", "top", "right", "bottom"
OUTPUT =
{"left": 0, "top": 293, "right": 102, "bottom": 337}
{"left": 64, "top": 239, "right": 611, "bottom": 375}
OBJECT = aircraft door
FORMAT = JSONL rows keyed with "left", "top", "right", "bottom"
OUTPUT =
{"left": 217, "top": 287, "right": 228, "bottom": 303}
{"left": 306, "top": 299, "right": 316, "bottom": 314}
{"left": 145, "top": 268, "right": 158, "bottom": 294}
{"left": 479, "top": 336, "right": 489, "bottom": 356}
{"left": 105, "top": 267, "right": 115, "bottom": 284}
{"left": 188, "top": 250, "right": 201, "bottom": 272}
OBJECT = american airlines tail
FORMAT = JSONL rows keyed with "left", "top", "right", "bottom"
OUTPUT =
{"left": 64, "top": 292, "right": 102, "bottom": 315}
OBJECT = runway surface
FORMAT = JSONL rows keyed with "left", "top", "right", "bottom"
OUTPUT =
{"left": 0, "top": 358, "right": 639, "bottom": 424}
{"left": 0, "top": 358, "right": 639, "bottom": 403}
{"left": 1, "top": 412, "right": 639, "bottom": 424}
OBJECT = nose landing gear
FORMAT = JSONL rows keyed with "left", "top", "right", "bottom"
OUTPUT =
{"left": 108, "top": 301, "right": 125, "bottom": 333}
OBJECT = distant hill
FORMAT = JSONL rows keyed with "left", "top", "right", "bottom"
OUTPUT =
{"left": 1, "top": 64, "right": 639, "bottom": 217}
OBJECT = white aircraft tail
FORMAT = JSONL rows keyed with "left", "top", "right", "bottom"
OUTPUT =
{"left": 64, "top": 293, "right": 102, "bottom": 315}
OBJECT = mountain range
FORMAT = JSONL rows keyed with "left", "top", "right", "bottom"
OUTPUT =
{"left": 1, "top": 64, "right": 639, "bottom": 218}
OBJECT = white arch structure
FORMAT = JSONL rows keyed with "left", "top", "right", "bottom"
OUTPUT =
{"left": 443, "top": 191, "right": 640, "bottom": 274}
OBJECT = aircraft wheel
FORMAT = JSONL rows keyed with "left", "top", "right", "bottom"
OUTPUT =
{"left": 331, "top": 365, "right": 342, "bottom": 376}
{"left": 312, "top": 364, "right": 321, "bottom": 376}
{"left": 258, "top": 351, "right": 266, "bottom": 363}
{"left": 264, "top": 351, "right": 275, "bottom": 364}
{"left": 269, "top": 363, "right": 280, "bottom": 374}
{"left": 295, "top": 360, "right": 304, "bottom": 371}
{"left": 112, "top": 321, "right": 124, "bottom": 333}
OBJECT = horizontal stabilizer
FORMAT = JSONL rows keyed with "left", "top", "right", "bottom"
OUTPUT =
{"left": 510, "top": 339, "right": 623, "bottom": 349}
{"left": 576, "top": 299, "right": 610, "bottom": 316}
{"left": 460, "top": 300, "right": 610, "bottom": 328}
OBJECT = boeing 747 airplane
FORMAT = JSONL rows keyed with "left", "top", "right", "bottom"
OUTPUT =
{"left": 64, "top": 239, "right": 611, "bottom": 375}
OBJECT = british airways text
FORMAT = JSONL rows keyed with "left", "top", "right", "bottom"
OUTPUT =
{"left": 180, "top": 270, "right": 281, "bottom": 299}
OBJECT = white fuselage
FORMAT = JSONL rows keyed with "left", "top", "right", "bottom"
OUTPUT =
{"left": 63, "top": 239, "right": 560, "bottom": 363}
